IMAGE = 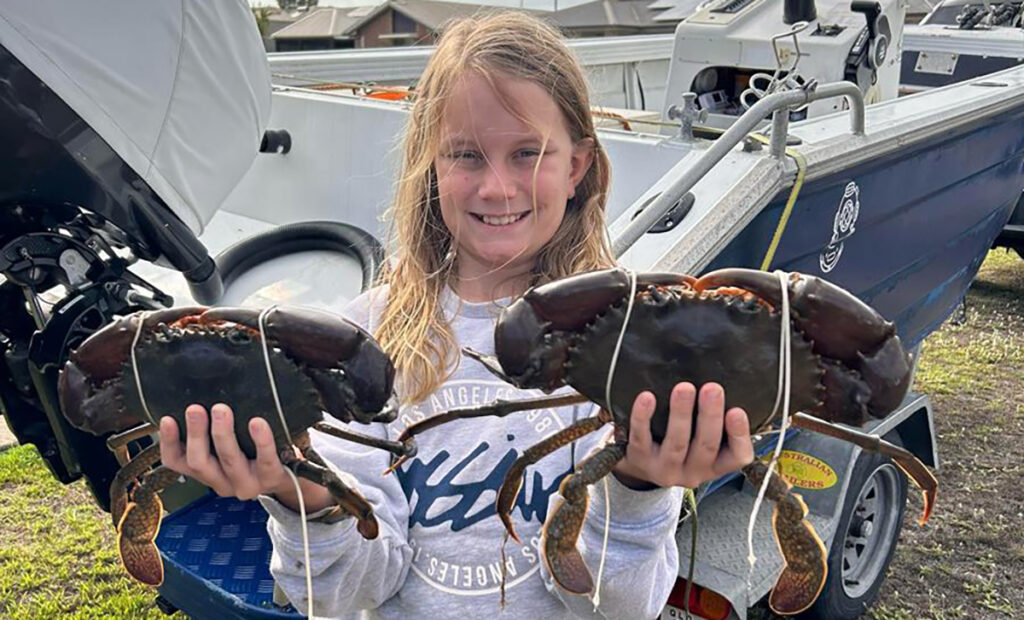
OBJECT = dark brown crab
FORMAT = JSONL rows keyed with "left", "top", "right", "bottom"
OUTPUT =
{"left": 391, "top": 267, "right": 938, "bottom": 615}
{"left": 58, "top": 305, "right": 415, "bottom": 587}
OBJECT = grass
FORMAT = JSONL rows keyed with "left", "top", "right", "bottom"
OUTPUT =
{"left": 866, "top": 249, "right": 1024, "bottom": 620}
{"left": 0, "top": 444, "right": 181, "bottom": 619}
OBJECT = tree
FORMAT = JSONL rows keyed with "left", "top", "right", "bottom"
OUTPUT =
{"left": 277, "top": 0, "right": 319, "bottom": 9}
{"left": 252, "top": 7, "right": 272, "bottom": 36}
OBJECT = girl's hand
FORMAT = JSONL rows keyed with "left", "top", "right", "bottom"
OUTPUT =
{"left": 159, "top": 403, "right": 334, "bottom": 513}
{"left": 612, "top": 382, "right": 754, "bottom": 489}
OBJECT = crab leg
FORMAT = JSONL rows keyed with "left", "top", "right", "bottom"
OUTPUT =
{"left": 544, "top": 441, "right": 627, "bottom": 594}
{"left": 282, "top": 432, "right": 380, "bottom": 540}
{"left": 313, "top": 421, "right": 416, "bottom": 458}
{"left": 106, "top": 422, "right": 158, "bottom": 465}
{"left": 742, "top": 460, "right": 828, "bottom": 615}
{"left": 117, "top": 465, "right": 184, "bottom": 586}
{"left": 385, "top": 393, "right": 591, "bottom": 472}
{"left": 109, "top": 443, "right": 161, "bottom": 527}
{"left": 791, "top": 412, "right": 937, "bottom": 524}
{"left": 497, "top": 410, "right": 613, "bottom": 543}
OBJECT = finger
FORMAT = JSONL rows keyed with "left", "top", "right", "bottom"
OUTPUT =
{"left": 183, "top": 405, "right": 212, "bottom": 470}
{"left": 159, "top": 416, "right": 187, "bottom": 473}
{"left": 209, "top": 404, "right": 261, "bottom": 499}
{"left": 183, "top": 405, "right": 231, "bottom": 494}
{"left": 712, "top": 407, "right": 755, "bottom": 477}
{"left": 626, "top": 391, "right": 656, "bottom": 457}
{"left": 658, "top": 383, "right": 696, "bottom": 462}
{"left": 251, "top": 417, "right": 287, "bottom": 489}
{"left": 684, "top": 383, "right": 726, "bottom": 471}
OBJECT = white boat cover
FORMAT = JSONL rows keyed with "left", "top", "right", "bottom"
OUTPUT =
{"left": 0, "top": 0, "right": 271, "bottom": 234}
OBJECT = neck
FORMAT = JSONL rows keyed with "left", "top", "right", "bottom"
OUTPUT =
{"left": 450, "top": 262, "right": 533, "bottom": 302}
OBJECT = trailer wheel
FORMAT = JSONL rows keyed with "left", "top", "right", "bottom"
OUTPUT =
{"left": 801, "top": 450, "right": 908, "bottom": 620}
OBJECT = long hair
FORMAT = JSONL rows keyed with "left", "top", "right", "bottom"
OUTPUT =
{"left": 375, "top": 11, "right": 615, "bottom": 403}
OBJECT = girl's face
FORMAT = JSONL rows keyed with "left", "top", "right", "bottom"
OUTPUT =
{"left": 434, "top": 73, "right": 593, "bottom": 289}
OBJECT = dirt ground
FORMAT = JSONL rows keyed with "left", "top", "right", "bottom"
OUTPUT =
{"left": 865, "top": 249, "right": 1024, "bottom": 619}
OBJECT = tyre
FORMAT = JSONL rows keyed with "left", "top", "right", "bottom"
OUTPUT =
{"left": 800, "top": 450, "right": 908, "bottom": 620}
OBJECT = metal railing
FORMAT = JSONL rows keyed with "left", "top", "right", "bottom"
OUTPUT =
{"left": 612, "top": 81, "right": 865, "bottom": 257}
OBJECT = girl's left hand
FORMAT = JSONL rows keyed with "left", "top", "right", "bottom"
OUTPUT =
{"left": 612, "top": 382, "right": 754, "bottom": 489}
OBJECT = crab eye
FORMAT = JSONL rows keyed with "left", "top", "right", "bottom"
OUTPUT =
{"left": 227, "top": 328, "right": 251, "bottom": 345}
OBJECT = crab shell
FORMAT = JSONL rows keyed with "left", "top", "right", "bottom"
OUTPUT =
{"left": 488, "top": 268, "right": 912, "bottom": 439}
{"left": 58, "top": 306, "right": 397, "bottom": 458}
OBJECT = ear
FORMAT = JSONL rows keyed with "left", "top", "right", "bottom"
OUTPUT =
{"left": 567, "top": 137, "right": 595, "bottom": 198}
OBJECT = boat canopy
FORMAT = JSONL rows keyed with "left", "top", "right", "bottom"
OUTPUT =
{"left": 0, "top": 0, "right": 271, "bottom": 234}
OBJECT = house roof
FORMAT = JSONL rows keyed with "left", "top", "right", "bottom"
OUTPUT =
{"left": 550, "top": 0, "right": 666, "bottom": 28}
{"left": 388, "top": 0, "right": 525, "bottom": 31}
{"left": 272, "top": 0, "right": 522, "bottom": 39}
{"left": 271, "top": 5, "right": 381, "bottom": 39}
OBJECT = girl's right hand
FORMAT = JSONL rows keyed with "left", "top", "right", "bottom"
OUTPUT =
{"left": 159, "top": 403, "right": 335, "bottom": 514}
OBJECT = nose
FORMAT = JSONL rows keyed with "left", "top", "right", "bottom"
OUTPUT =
{"left": 477, "top": 162, "right": 518, "bottom": 202}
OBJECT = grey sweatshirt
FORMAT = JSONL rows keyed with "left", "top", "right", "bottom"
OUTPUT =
{"left": 259, "top": 287, "right": 684, "bottom": 619}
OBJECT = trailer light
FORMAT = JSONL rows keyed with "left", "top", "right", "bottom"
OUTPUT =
{"left": 665, "top": 578, "right": 732, "bottom": 620}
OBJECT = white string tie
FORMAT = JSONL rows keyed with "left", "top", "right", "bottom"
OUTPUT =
{"left": 130, "top": 312, "right": 156, "bottom": 427}
{"left": 746, "top": 270, "right": 794, "bottom": 577}
{"left": 592, "top": 269, "right": 639, "bottom": 609}
{"left": 258, "top": 306, "right": 314, "bottom": 618}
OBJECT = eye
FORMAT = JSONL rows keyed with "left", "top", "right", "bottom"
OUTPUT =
{"left": 515, "top": 149, "right": 541, "bottom": 160}
{"left": 226, "top": 328, "right": 251, "bottom": 345}
{"left": 445, "top": 150, "right": 482, "bottom": 163}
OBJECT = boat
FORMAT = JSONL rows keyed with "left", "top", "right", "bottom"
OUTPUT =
{"left": 2, "top": 0, "right": 1021, "bottom": 618}
{"left": 900, "top": 0, "right": 1024, "bottom": 257}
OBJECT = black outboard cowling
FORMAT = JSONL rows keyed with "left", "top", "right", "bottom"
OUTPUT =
{"left": 0, "top": 44, "right": 222, "bottom": 302}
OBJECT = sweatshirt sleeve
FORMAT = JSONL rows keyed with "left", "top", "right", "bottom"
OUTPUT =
{"left": 258, "top": 421, "right": 413, "bottom": 616}
{"left": 542, "top": 434, "right": 683, "bottom": 619}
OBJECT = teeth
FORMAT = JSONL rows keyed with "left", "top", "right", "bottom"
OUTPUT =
{"left": 480, "top": 213, "right": 525, "bottom": 226}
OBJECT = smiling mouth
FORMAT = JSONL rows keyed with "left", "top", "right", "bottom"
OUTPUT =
{"left": 472, "top": 212, "right": 530, "bottom": 226}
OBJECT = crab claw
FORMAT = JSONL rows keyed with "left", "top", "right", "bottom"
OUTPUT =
{"left": 201, "top": 306, "right": 396, "bottom": 423}
{"left": 694, "top": 269, "right": 912, "bottom": 421}
{"left": 59, "top": 306, "right": 205, "bottom": 434}
{"left": 494, "top": 269, "right": 694, "bottom": 390}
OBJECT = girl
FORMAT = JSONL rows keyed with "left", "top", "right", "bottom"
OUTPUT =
{"left": 160, "top": 12, "right": 754, "bottom": 619}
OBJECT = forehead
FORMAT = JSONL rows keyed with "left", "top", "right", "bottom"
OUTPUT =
{"left": 440, "top": 72, "right": 567, "bottom": 142}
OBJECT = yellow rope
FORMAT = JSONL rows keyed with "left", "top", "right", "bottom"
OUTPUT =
{"left": 748, "top": 133, "right": 807, "bottom": 272}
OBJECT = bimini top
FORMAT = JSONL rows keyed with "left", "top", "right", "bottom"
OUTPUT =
{"left": 0, "top": 0, "right": 271, "bottom": 234}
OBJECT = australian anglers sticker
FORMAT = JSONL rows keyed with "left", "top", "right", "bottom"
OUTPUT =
{"left": 764, "top": 450, "right": 838, "bottom": 490}
{"left": 819, "top": 181, "right": 860, "bottom": 273}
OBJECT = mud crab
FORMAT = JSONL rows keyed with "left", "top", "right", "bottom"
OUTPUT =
{"left": 58, "top": 305, "right": 415, "bottom": 587}
{"left": 391, "top": 267, "right": 938, "bottom": 615}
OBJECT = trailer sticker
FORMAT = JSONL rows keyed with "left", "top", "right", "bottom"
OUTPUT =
{"left": 764, "top": 450, "right": 838, "bottom": 490}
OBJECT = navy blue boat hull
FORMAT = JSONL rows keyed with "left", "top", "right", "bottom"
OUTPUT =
{"left": 707, "top": 105, "right": 1024, "bottom": 348}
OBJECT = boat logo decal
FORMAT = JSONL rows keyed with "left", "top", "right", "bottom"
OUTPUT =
{"left": 820, "top": 181, "right": 859, "bottom": 273}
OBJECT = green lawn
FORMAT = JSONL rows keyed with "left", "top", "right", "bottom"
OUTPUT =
{"left": 0, "top": 444, "right": 181, "bottom": 619}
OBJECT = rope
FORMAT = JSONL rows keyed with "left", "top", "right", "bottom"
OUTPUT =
{"left": 257, "top": 306, "right": 314, "bottom": 618}
{"left": 591, "top": 268, "right": 639, "bottom": 610}
{"left": 746, "top": 270, "right": 794, "bottom": 574}
{"left": 130, "top": 312, "right": 157, "bottom": 427}
{"left": 751, "top": 135, "right": 807, "bottom": 271}
{"left": 591, "top": 476, "right": 612, "bottom": 611}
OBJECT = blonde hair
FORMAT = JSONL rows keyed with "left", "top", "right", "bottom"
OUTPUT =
{"left": 375, "top": 11, "right": 615, "bottom": 403}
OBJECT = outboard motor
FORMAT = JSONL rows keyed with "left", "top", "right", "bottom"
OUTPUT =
{"left": 0, "top": 1, "right": 269, "bottom": 506}
{"left": 661, "top": 0, "right": 905, "bottom": 125}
